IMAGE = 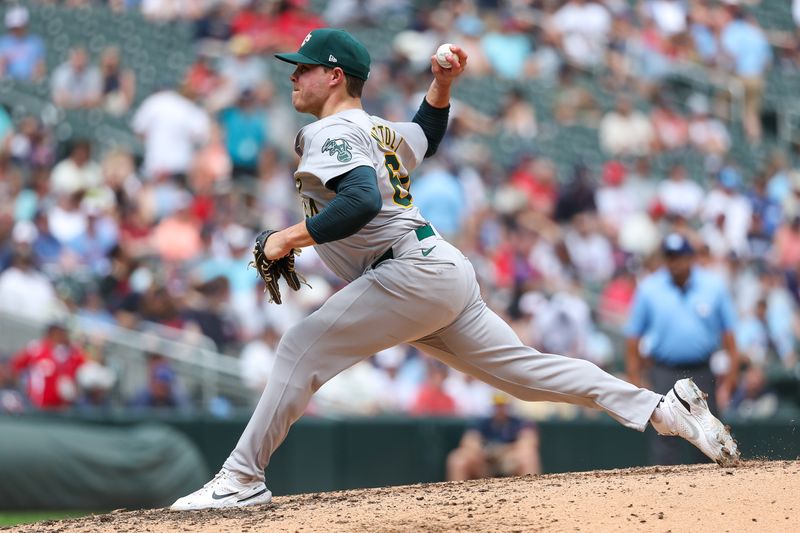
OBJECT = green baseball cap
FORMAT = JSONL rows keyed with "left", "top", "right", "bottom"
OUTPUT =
{"left": 274, "top": 28, "right": 371, "bottom": 81}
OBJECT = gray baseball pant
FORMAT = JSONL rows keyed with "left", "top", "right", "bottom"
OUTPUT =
{"left": 224, "top": 231, "right": 663, "bottom": 481}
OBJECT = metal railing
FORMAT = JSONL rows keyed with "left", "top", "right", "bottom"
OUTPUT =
{"left": 0, "top": 311, "right": 251, "bottom": 408}
{"left": 669, "top": 61, "right": 746, "bottom": 125}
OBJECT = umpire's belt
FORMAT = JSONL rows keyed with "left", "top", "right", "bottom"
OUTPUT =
{"left": 651, "top": 358, "right": 711, "bottom": 371}
{"left": 371, "top": 223, "right": 435, "bottom": 269}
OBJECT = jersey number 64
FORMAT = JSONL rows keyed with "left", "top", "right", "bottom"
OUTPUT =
{"left": 384, "top": 153, "right": 413, "bottom": 208}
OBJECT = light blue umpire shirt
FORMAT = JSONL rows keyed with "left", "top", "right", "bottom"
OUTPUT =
{"left": 625, "top": 266, "right": 737, "bottom": 366}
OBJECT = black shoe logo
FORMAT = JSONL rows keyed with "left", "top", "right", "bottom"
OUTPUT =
{"left": 212, "top": 491, "right": 238, "bottom": 500}
{"left": 238, "top": 488, "right": 268, "bottom": 503}
{"left": 672, "top": 386, "right": 692, "bottom": 413}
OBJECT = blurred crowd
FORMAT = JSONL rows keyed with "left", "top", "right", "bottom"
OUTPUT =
{"left": 1, "top": 0, "right": 800, "bottom": 422}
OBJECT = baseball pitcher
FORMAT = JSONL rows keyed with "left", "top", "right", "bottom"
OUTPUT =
{"left": 171, "top": 29, "right": 739, "bottom": 510}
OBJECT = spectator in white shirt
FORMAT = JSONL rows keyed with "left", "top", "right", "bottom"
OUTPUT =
{"left": 646, "top": 0, "right": 688, "bottom": 37}
{"left": 47, "top": 192, "right": 88, "bottom": 244}
{"left": 132, "top": 84, "right": 211, "bottom": 179}
{"left": 700, "top": 212, "right": 731, "bottom": 259}
{"left": 371, "top": 347, "right": 417, "bottom": 413}
{"left": 595, "top": 160, "right": 644, "bottom": 235}
{"left": 0, "top": 248, "right": 61, "bottom": 322}
{"left": 51, "top": 47, "right": 102, "bottom": 109}
{"left": 702, "top": 167, "right": 753, "bottom": 258}
{"left": 564, "top": 212, "right": 615, "bottom": 284}
{"left": 550, "top": 0, "right": 612, "bottom": 68}
{"left": 444, "top": 371, "right": 495, "bottom": 417}
{"left": 141, "top": 0, "right": 195, "bottom": 22}
{"left": 658, "top": 163, "right": 705, "bottom": 219}
{"left": 50, "top": 140, "right": 103, "bottom": 197}
{"left": 599, "top": 95, "right": 655, "bottom": 156}
{"left": 239, "top": 326, "right": 279, "bottom": 397}
{"left": 313, "top": 361, "right": 384, "bottom": 416}
{"left": 794, "top": 0, "right": 800, "bottom": 28}
{"left": 533, "top": 289, "right": 592, "bottom": 358}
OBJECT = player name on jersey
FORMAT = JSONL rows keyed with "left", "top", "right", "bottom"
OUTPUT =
{"left": 370, "top": 124, "right": 402, "bottom": 152}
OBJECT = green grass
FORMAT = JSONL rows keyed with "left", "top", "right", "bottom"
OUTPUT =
{"left": 0, "top": 511, "right": 97, "bottom": 527}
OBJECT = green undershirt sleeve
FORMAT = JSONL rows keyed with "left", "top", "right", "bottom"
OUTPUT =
{"left": 305, "top": 165, "right": 382, "bottom": 244}
{"left": 412, "top": 97, "right": 450, "bottom": 158}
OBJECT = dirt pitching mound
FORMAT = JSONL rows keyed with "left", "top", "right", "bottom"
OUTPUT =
{"left": 8, "top": 460, "right": 798, "bottom": 533}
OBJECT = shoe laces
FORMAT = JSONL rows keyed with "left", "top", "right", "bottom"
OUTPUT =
{"left": 203, "top": 469, "right": 233, "bottom": 489}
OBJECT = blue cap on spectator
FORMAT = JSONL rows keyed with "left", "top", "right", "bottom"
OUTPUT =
{"left": 719, "top": 167, "right": 741, "bottom": 190}
{"left": 662, "top": 233, "right": 694, "bottom": 256}
{"left": 153, "top": 364, "right": 176, "bottom": 384}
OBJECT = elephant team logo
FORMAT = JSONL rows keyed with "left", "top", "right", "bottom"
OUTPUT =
{"left": 322, "top": 138, "right": 353, "bottom": 162}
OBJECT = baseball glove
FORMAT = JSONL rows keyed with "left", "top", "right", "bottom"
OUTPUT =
{"left": 249, "top": 230, "right": 307, "bottom": 304}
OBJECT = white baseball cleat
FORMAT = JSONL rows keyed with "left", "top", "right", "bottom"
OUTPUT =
{"left": 170, "top": 469, "right": 272, "bottom": 511}
{"left": 650, "top": 378, "right": 741, "bottom": 466}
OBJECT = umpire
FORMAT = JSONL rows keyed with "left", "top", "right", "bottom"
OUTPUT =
{"left": 625, "top": 233, "right": 740, "bottom": 465}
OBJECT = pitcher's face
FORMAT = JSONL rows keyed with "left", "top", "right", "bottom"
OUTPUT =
{"left": 289, "top": 64, "right": 331, "bottom": 116}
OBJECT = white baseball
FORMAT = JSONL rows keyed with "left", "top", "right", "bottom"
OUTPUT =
{"left": 435, "top": 43, "right": 454, "bottom": 69}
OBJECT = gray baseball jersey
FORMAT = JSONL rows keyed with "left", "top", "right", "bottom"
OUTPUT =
{"left": 293, "top": 108, "right": 429, "bottom": 281}
{"left": 224, "top": 108, "right": 663, "bottom": 482}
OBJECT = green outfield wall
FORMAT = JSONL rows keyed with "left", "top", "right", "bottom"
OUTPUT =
{"left": 1, "top": 414, "right": 798, "bottom": 509}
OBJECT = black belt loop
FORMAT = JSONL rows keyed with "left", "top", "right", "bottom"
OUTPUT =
{"left": 371, "top": 223, "right": 432, "bottom": 269}
{"left": 370, "top": 248, "right": 394, "bottom": 269}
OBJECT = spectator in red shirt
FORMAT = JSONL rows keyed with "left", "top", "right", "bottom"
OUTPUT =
{"left": 598, "top": 269, "right": 637, "bottom": 327}
{"left": 270, "top": 0, "right": 324, "bottom": 51}
{"left": 183, "top": 52, "right": 225, "bottom": 104}
{"left": 231, "top": 1, "right": 274, "bottom": 39}
{"left": 410, "top": 360, "right": 457, "bottom": 416}
{"left": 232, "top": 0, "right": 323, "bottom": 52}
{"left": 509, "top": 155, "right": 559, "bottom": 218}
{"left": 11, "top": 322, "right": 86, "bottom": 409}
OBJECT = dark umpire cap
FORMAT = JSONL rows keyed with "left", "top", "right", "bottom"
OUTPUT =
{"left": 662, "top": 232, "right": 695, "bottom": 256}
{"left": 274, "top": 28, "right": 371, "bottom": 81}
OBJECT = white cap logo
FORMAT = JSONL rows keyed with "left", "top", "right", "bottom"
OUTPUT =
{"left": 328, "top": 54, "right": 338, "bottom": 63}
{"left": 301, "top": 33, "right": 312, "bottom": 47}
